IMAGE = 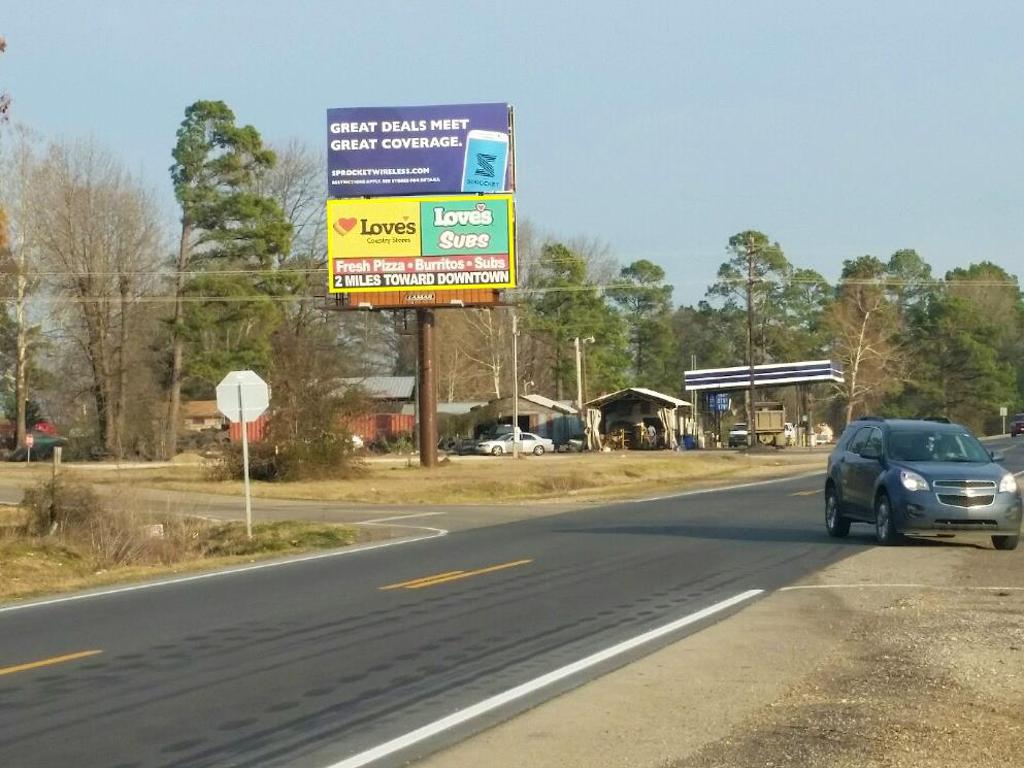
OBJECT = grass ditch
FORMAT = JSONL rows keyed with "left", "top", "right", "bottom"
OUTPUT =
{"left": 0, "top": 478, "right": 362, "bottom": 604}
{"left": 51, "top": 450, "right": 827, "bottom": 505}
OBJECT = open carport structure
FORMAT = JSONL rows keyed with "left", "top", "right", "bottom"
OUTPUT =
{"left": 585, "top": 388, "right": 691, "bottom": 450}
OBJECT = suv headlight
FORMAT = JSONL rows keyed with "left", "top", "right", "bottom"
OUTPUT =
{"left": 900, "top": 469, "right": 930, "bottom": 492}
{"left": 999, "top": 473, "right": 1019, "bottom": 494}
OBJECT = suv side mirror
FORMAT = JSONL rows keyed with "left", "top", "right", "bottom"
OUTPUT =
{"left": 990, "top": 450, "right": 1005, "bottom": 463}
{"left": 860, "top": 444, "right": 882, "bottom": 461}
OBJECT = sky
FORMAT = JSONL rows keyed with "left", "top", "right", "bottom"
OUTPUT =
{"left": 3, "top": 0, "right": 1023, "bottom": 305}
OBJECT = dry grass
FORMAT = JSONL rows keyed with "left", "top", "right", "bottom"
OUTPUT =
{"left": 0, "top": 535, "right": 361, "bottom": 604}
{"left": 0, "top": 478, "right": 364, "bottom": 604}
{"left": 5, "top": 450, "right": 829, "bottom": 505}
{"left": 0, "top": 520, "right": 364, "bottom": 604}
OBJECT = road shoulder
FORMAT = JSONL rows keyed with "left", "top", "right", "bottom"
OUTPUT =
{"left": 416, "top": 542, "right": 1024, "bottom": 768}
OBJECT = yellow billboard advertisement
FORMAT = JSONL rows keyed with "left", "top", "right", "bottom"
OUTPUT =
{"left": 327, "top": 194, "right": 515, "bottom": 293}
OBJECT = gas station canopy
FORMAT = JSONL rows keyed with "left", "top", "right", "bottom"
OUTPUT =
{"left": 684, "top": 360, "right": 844, "bottom": 392}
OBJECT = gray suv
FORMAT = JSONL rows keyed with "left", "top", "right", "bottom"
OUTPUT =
{"left": 824, "top": 418, "right": 1022, "bottom": 550}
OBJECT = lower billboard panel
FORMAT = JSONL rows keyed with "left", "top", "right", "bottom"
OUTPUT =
{"left": 328, "top": 288, "right": 501, "bottom": 310}
{"left": 327, "top": 194, "right": 515, "bottom": 294}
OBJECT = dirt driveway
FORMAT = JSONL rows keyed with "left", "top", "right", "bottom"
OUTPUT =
{"left": 418, "top": 540, "right": 1024, "bottom": 768}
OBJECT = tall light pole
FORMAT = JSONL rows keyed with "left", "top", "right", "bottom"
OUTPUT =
{"left": 512, "top": 311, "right": 520, "bottom": 459}
{"left": 574, "top": 337, "right": 595, "bottom": 450}
{"left": 574, "top": 337, "right": 584, "bottom": 412}
{"left": 574, "top": 336, "right": 595, "bottom": 411}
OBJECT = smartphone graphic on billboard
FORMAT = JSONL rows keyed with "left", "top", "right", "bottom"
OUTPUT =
{"left": 462, "top": 129, "right": 509, "bottom": 193}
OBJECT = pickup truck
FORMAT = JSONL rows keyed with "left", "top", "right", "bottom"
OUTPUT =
{"left": 728, "top": 423, "right": 748, "bottom": 448}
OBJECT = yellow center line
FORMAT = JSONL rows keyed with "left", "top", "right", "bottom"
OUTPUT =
{"left": 381, "top": 559, "right": 533, "bottom": 591}
{"left": 791, "top": 489, "right": 821, "bottom": 496}
{"left": 380, "top": 570, "right": 466, "bottom": 591}
{"left": 0, "top": 650, "right": 103, "bottom": 677}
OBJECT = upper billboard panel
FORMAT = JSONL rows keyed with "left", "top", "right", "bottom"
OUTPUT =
{"left": 327, "top": 103, "right": 514, "bottom": 198}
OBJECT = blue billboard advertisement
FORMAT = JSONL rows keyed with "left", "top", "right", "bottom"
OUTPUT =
{"left": 326, "top": 103, "right": 514, "bottom": 198}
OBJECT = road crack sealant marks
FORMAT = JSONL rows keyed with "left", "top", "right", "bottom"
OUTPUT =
{"left": 321, "top": 589, "right": 763, "bottom": 768}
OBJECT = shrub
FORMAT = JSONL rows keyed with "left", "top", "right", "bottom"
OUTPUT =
{"left": 209, "top": 431, "right": 365, "bottom": 482}
{"left": 23, "top": 479, "right": 105, "bottom": 536}
{"left": 21, "top": 479, "right": 208, "bottom": 567}
{"left": 368, "top": 432, "right": 415, "bottom": 455}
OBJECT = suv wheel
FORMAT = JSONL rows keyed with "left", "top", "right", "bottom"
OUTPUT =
{"left": 992, "top": 535, "right": 1020, "bottom": 551}
{"left": 825, "top": 485, "right": 850, "bottom": 538}
{"left": 874, "top": 492, "right": 901, "bottom": 546}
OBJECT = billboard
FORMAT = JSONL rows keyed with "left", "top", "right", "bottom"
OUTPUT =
{"left": 327, "top": 103, "right": 514, "bottom": 198}
{"left": 327, "top": 194, "right": 515, "bottom": 294}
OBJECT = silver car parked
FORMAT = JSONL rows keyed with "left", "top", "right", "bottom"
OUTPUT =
{"left": 477, "top": 432, "right": 555, "bottom": 456}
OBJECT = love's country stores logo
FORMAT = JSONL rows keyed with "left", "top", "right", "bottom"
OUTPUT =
{"left": 332, "top": 217, "right": 357, "bottom": 235}
{"left": 333, "top": 215, "right": 416, "bottom": 236}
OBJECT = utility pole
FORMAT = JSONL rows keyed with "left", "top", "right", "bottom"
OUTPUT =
{"left": 745, "top": 239, "right": 758, "bottom": 447}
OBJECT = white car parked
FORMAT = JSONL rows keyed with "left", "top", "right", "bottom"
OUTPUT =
{"left": 477, "top": 432, "right": 555, "bottom": 456}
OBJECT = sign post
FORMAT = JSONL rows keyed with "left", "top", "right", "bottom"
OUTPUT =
{"left": 25, "top": 433, "right": 33, "bottom": 464}
{"left": 1000, "top": 406, "right": 1008, "bottom": 435}
{"left": 216, "top": 371, "right": 270, "bottom": 539}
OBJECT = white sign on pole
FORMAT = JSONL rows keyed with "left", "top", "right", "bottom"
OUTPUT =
{"left": 216, "top": 370, "right": 270, "bottom": 540}
{"left": 217, "top": 370, "right": 270, "bottom": 423}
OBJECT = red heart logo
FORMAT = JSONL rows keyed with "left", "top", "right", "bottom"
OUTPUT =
{"left": 333, "top": 217, "right": 357, "bottom": 235}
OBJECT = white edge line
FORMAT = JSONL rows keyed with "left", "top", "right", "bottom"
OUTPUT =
{"left": 324, "top": 588, "right": 763, "bottom": 768}
{"left": 356, "top": 512, "right": 447, "bottom": 524}
{"left": 631, "top": 470, "right": 824, "bottom": 503}
{"left": 0, "top": 528, "right": 447, "bottom": 614}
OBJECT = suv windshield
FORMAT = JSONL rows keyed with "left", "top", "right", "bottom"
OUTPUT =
{"left": 886, "top": 427, "right": 991, "bottom": 463}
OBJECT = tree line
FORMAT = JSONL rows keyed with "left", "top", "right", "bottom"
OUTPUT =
{"left": 1, "top": 94, "right": 1022, "bottom": 458}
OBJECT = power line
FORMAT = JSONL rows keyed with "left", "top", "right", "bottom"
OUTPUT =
{"left": 2, "top": 276, "right": 1019, "bottom": 306}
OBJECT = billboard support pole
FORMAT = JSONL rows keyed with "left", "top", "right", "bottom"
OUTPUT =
{"left": 417, "top": 309, "right": 438, "bottom": 468}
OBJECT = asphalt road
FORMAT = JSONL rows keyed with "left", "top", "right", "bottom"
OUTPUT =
{"left": 1, "top": 438, "right": 1021, "bottom": 768}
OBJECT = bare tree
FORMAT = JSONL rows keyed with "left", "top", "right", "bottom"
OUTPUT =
{"left": 28, "top": 140, "right": 163, "bottom": 455}
{"left": 828, "top": 278, "right": 900, "bottom": 424}
{"left": 0, "top": 35, "right": 10, "bottom": 123}
{"left": 258, "top": 139, "right": 325, "bottom": 266}
{"left": 461, "top": 308, "right": 513, "bottom": 399}
{"left": 0, "top": 129, "right": 43, "bottom": 448}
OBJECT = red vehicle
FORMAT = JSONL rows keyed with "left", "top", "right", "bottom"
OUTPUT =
{"left": 1011, "top": 413, "right": 1024, "bottom": 438}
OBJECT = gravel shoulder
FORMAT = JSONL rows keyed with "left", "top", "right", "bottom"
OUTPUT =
{"left": 417, "top": 540, "right": 1024, "bottom": 768}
